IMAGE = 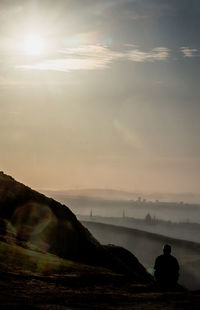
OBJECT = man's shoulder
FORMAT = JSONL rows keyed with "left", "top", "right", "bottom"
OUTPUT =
{"left": 156, "top": 254, "right": 178, "bottom": 263}
{"left": 170, "top": 255, "right": 179, "bottom": 263}
{"left": 155, "top": 255, "right": 164, "bottom": 265}
{"left": 156, "top": 255, "right": 164, "bottom": 260}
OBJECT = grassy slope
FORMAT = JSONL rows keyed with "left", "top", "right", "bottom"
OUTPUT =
{"left": 0, "top": 239, "right": 115, "bottom": 276}
{"left": 1, "top": 240, "right": 200, "bottom": 309}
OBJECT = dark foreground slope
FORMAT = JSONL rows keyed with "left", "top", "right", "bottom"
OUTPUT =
{"left": 1, "top": 269, "right": 200, "bottom": 310}
{"left": 1, "top": 172, "right": 200, "bottom": 309}
{"left": 1, "top": 234, "right": 199, "bottom": 309}
{"left": 0, "top": 171, "right": 150, "bottom": 283}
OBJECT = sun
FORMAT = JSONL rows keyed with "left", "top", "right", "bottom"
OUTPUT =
{"left": 23, "top": 35, "right": 45, "bottom": 55}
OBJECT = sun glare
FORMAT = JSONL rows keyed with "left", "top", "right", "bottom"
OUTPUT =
{"left": 23, "top": 35, "right": 45, "bottom": 55}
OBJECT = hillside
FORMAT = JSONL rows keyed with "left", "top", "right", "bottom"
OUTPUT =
{"left": 79, "top": 215, "right": 200, "bottom": 244}
{"left": 0, "top": 171, "right": 151, "bottom": 283}
{"left": 1, "top": 172, "right": 200, "bottom": 308}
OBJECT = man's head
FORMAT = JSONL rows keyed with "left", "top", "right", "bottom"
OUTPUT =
{"left": 163, "top": 244, "right": 171, "bottom": 255}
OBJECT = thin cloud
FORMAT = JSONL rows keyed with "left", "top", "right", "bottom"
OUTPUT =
{"left": 17, "top": 45, "right": 123, "bottom": 72}
{"left": 17, "top": 44, "right": 171, "bottom": 72}
{"left": 18, "top": 58, "right": 112, "bottom": 72}
{"left": 59, "top": 45, "right": 123, "bottom": 60}
{"left": 128, "top": 47, "right": 170, "bottom": 62}
{"left": 181, "top": 47, "right": 200, "bottom": 58}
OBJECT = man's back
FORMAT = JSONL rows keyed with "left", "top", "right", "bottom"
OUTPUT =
{"left": 154, "top": 245, "right": 179, "bottom": 287}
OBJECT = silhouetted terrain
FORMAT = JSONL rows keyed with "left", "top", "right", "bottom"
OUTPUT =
{"left": 1, "top": 268, "right": 200, "bottom": 310}
{"left": 0, "top": 171, "right": 150, "bottom": 282}
{"left": 44, "top": 189, "right": 200, "bottom": 204}
{"left": 1, "top": 172, "right": 200, "bottom": 309}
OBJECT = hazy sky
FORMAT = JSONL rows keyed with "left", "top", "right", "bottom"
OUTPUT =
{"left": 0, "top": 0, "right": 200, "bottom": 193}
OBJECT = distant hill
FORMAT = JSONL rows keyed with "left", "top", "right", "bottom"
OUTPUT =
{"left": 41, "top": 189, "right": 200, "bottom": 224}
{"left": 43, "top": 188, "right": 200, "bottom": 204}
{"left": 0, "top": 171, "right": 151, "bottom": 284}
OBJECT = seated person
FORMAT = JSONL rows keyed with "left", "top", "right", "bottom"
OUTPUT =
{"left": 154, "top": 244, "right": 179, "bottom": 287}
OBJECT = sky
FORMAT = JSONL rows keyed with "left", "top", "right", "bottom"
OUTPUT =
{"left": 0, "top": 0, "right": 200, "bottom": 194}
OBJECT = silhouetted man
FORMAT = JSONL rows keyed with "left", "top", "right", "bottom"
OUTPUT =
{"left": 154, "top": 244, "right": 179, "bottom": 288}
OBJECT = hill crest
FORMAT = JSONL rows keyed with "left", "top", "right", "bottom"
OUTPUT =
{"left": 0, "top": 171, "right": 152, "bottom": 284}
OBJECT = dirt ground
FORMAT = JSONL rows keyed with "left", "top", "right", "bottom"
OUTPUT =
{"left": 0, "top": 271, "right": 200, "bottom": 310}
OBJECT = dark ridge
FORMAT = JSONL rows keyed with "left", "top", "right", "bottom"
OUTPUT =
{"left": 0, "top": 171, "right": 152, "bottom": 284}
